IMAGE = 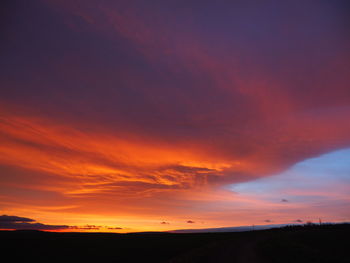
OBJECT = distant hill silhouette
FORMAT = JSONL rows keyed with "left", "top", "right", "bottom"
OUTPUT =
{"left": 1, "top": 223, "right": 349, "bottom": 263}
{"left": 170, "top": 223, "right": 287, "bottom": 233}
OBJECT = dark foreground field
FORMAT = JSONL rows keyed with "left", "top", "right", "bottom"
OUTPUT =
{"left": 1, "top": 224, "right": 349, "bottom": 263}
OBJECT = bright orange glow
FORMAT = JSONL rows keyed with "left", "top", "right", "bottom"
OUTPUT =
{"left": 1, "top": 105, "right": 350, "bottom": 231}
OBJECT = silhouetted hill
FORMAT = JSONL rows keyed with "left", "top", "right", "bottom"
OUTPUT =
{"left": 1, "top": 223, "right": 349, "bottom": 263}
{"left": 169, "top": 223, "right": 286, "bottom": 233}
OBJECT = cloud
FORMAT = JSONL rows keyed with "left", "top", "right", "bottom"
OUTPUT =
{"left": 3, "top": 0, "right": 349, "bottom": 195}
{"left": 0, "top": 215, "right": 35, "bottom": 222}
{"left": 295, "top": 219, "right": 303, "bottom": 223}
{"left": 281, "top": 199, "right": 289, "bottom": 203}
{"left": 69, "top": 225, "right": 101, "bottom": 230}
{"left": 160, "top": 222, "right": 169, "bottom": 224}
{"left": 187, "top": 220, "right": 195, "bottom": 224}
{"left": 0, "top": 215, "right": 69, "bottom": 230}
{"left": 0, "top": 215, "right": 125, "bottom": 231}
{"left": 264, "top": 219, "right": 272, "bottom": 223}
{"left": 0, "top": 215, "right": 111, "bottom": 231}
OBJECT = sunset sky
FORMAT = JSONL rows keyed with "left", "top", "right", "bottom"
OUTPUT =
{"left": 1, "top": 0, "right": 350, "bottom": 232}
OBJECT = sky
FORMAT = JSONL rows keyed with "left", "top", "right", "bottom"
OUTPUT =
{"left": 0, "top": 0, "right": 350, "bottom": 232}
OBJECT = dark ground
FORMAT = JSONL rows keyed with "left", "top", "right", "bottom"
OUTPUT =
{"left": 1, "top": 223, "right": 349, "bottom": 263}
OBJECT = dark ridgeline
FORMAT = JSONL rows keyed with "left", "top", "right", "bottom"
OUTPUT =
{"left": 1, "top": 223, "right": 349, "bottom": 263}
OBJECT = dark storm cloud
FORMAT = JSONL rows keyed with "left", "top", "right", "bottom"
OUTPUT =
{"left": 2, "top": 0, "right": 349, "bottom": 189}
{"left": 0, "top": 215, "right": 69, "bottom": 230}
{"left": 0, "top": 215, "right": 117, "bottom": 231}
{"left": 0, "top": 215, "right": 35, "bottom": 222}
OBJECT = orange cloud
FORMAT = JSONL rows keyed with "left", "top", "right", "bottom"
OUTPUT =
{"left": 0, "top": 107, "right": 239, "bottom": 196}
